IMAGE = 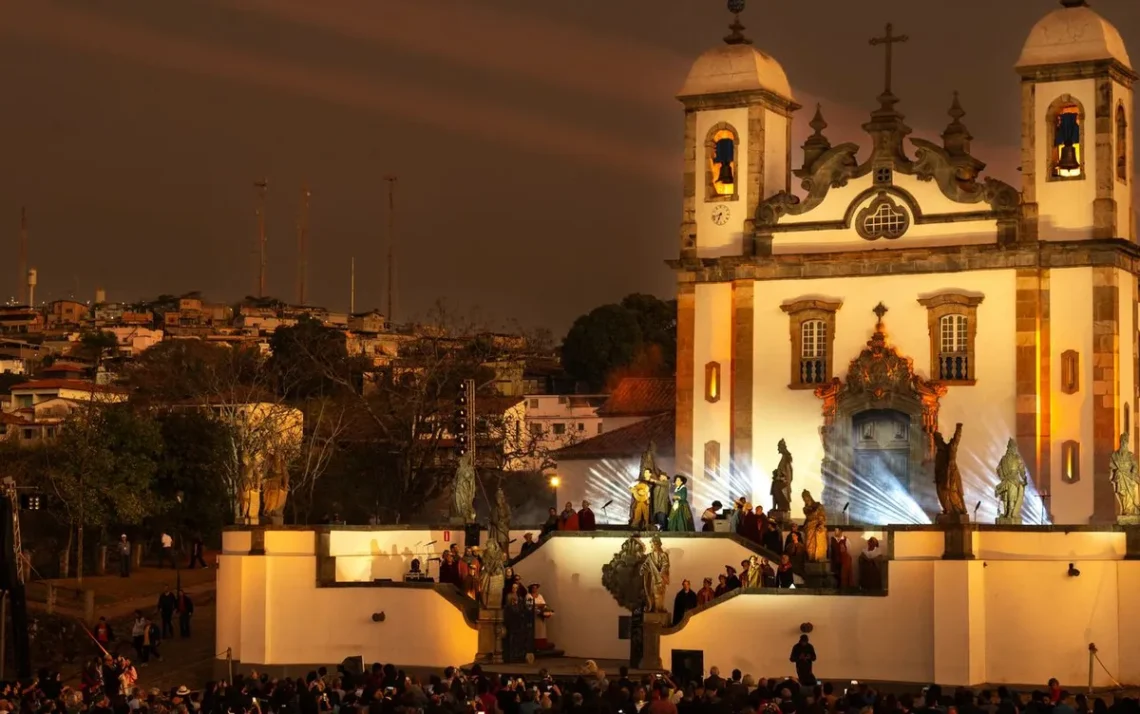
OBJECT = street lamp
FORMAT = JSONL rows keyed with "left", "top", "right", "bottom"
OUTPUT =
{"left": 548, "top": 476, "right": 560, "bottom": 509}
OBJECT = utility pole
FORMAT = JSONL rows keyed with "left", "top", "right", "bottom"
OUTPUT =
{"left": 384, "top": 175, "right": 397, "bottom": 323}
{"left": 296, "top": 184, "right": 310, "bottom": 305}
{"left": 17, "top": 208, "right": 27, "bottom": 305}
{"left": 255, "top": 179, "right": 269, "bottom": 298}
{"left": 349, "top": 257, "right": 356, "bottom": 315}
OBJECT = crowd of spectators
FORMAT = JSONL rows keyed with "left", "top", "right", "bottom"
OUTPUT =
{"left": 0, "top": 655, "right": 1129, "bottom": 714}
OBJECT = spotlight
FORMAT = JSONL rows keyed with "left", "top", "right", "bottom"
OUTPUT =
{"left": 19, "top": 494, "right": 41, "bottom": 511}
{"left": 1067, "top": 563, "right": 1081, "bottom": 578}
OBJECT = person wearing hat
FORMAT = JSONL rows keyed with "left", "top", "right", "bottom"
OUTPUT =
{"left": 518, "top": 532, "right": 538, "bottom": 558}
{"left": 724, "top": 565, "right": 741, "bottom": 591}
{"left": 696, "top": 577, "right": 716, "bottom": 606}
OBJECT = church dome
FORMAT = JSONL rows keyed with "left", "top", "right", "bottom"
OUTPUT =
{"left": 1016, "top": 2, "right": 1132, "bottom": 71}
{"left": 678, "top": 43, "right": 794, "bottom": 101}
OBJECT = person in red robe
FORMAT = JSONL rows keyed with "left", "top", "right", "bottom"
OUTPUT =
{"left": 835, "top": 536, "right": 854, "bottom": 589}
{"left": 558, "top": 501, "right": 579, "bottom": 530}
{"left": 577, "top": 500, "right": 596, "bottom": 531}
{"left": 696, "top": 577, "right": 716, "bottom": 606}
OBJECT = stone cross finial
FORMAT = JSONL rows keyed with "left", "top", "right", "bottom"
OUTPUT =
{"left": 873, "top": 302, "right": 889, "bottom": 323}
{"left": 724, "top": 0, "right": 752, "bottom": 45}
{"left": 869, "top": 23, "right": 909, "bottom": 98}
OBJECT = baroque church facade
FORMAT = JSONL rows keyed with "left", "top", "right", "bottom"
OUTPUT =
{"left": 673, "top": 0, "right": 1136, "bottom": 525}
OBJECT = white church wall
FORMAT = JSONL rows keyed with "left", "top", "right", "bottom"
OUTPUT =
{"left": 1119, "top": 265, "right": 1136, "bottom": 457}
{"left": 1035, "top": 79, "right": 1097, "bottom": 240}
{"left": 974, "top": 529, "right": 1123, "bottom": 561}
{"left": 692, "top": 282, "right": 733, "bottom": 511}
{"left": 774, "top": 190, "right": 998, "bottom": 254}
{"left": 1117, "top": 565, "right": 1140, "bottom": 684}
{"left": 749, "top": 271, "right": 1017, "bottom": 521}
{"left": 1050, "top": 268, "right": 1095, "bottom": 524}
{"left": 763, "top": 109, "right": 788, "bottom": 199}
{"left": 695, "top": 107, "right": 749, "bottom": 258}
{"left": 217, "top": 551, "right": 245, "bottom": 661}
{"left": 983, "top": 559, "right": 1123, "bottom": 686}
{"left": 512, "top": 534, "right": 774, "bottom": 661}
{"left": 661, "top": 560, "right": 937, "bottom": 684}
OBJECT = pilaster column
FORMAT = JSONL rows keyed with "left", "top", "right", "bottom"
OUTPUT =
{"left": 675, "top": 282, "right": 696, "bottom": 476}
{"left": 730, "top": 280, "right": 754, "bottom": 487}
{"left": 1092, "top": 266, "right": 1120, "bottom": 522}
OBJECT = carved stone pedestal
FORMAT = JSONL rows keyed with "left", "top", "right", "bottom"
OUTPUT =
{"left": 941, "top": 523, "right": 976, "bottom": 560}
{"left": 802, "top": 562, "right": 834, "bottom": 589}
{"left": 1118, "top": 515, "right": 1140, "bottom": 527}
{"left": 770, "top": 510, "right": 791, "bottom": 526}
{"left": 1124, "top": 526, "right": 1140, "bottom": 560}
{"left": 638, "top": 612, "right": 670, "bottom": 671}
{"left": 995, "top": 516, "right": 1022, "bottom": 526}
{"left": 935, "top": 513, "right": 971, "bottom": 525}
{"left": 475, "top": 608, "right": 504, "bottom": 664}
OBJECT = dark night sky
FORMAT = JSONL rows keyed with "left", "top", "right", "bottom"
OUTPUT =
{"left": 1, "top": 1, "right": 1138, "bottom": 333}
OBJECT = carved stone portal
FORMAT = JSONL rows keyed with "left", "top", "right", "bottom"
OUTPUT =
{"left": 814, "top": 312, "right": 946, "bottom": 523}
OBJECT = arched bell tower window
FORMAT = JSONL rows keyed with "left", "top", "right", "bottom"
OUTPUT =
{"left": 705, "top": 123, "right": 740, "bottom": 201}
{"left": 1047, "top": 95, "right": 1085, "bottom": 181}
{"left": 1117, "top": 103, "right": 1129, "bottom": 184}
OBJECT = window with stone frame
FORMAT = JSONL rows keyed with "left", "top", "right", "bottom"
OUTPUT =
{"left": 781, "top": 299, "right": 841, "bottom": 389}
{"left": 918, "top": 293, "right": 983, "bottom": 384}
{"left": 1117, "top": 103, "right": 1129, "bottom": 184}
{"left": 1047, "top": 95, "right": 1085, "bottom": 181}
{"left": 705, "top": 123, "right": 740, "bottom": 201}
{"left": 704, "top": 440, "right": 721, "bottom": 480}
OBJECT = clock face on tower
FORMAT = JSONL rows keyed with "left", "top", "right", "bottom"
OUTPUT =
{"left": 711, "top": 204, "right": 731, "bottom": 226}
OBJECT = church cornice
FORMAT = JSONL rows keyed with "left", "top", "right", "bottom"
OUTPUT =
{"left": 678, "top": 89, "right": 801, "bottom": 116}
{"left": 1016, "top": 58, "right": 1137, "bottom": 85}
{"left": 666, "top": 237, "right": 1140, "bottom": 283}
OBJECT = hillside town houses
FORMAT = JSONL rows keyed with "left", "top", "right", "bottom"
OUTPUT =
{"left": 0, "top": 294, "right": 650, "bottom": 478}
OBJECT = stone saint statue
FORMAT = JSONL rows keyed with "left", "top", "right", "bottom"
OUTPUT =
{"left": 478, "top": 539, "right": 505, "bottom": 610}
{"left": 771, "top": 439, "right": 794, "bottom": 513}
{"left": 601, "top": 536, "right": 648, "bottom": 611}
{"left": 450, "top": 451, "right": 478, "bottom": 524}
{"left": 260, "top": 451, "right": 290, "bottom": 526}
{"left": 238, "top": 457, "right": 261, "bottom": 525}
{"left": 994, "top": 438, "right": 1028, "bottom": 524}
{"left": 933, "top": 423, "right": 968, "bottom": 517}
{"left": 642, "top": 535, "right": 671, "bottom": 613}
{"left": 801, "top": 490, "right": 828, "bottom": 562}
{"left": 489, "top": 485, "right": 511, "bottom": 555}
{"left": 1110, "top": 432, "right": 1140, "bottom": 518}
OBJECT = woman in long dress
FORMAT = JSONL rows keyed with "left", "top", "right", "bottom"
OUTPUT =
{"left": 666, "top": 475, "right": 695, "bottom": 531}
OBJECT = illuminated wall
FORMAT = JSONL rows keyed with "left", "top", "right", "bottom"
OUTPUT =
{"left": 557, "top": 456, "right": 677, "bottom": 526}
{"left": 662, "top": 529, "right": 1140, "bottom": 687}
{"left": 691, "top": 282, "right": 734, "bottom": 512}
{"left": 1034, "top": 79, "right": 1097, "bottom": 239}
{"left": 750, "top": 270, "right": 1018, "bottom": 523}
{"left": 1050, "top": 268, "right": 1095, "bottom": 522}
{"left": 694, "top": 107, "right": 750, "bottom": 258}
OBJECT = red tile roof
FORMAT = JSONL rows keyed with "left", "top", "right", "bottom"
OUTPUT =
{"left": 596, "top": 377, "right": 675, "bottom": 417}
{"left": 553, "top": 411, "right": 674, "bottom": 461}
{"left": 10, "top": 379, "right": 127, "bottom": 395}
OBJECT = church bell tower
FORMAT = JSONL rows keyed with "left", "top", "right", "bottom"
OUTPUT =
{"left": 1017, "top": 0, "right": 1135, "bottom": 241}
{"left": 674, "top": 0, "right": 799, "bottom": 506}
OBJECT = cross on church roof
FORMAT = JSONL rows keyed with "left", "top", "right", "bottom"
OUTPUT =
{"left": 869, "top": 23, "right": 909, "bottom": 98}
{"left": 724, "top": 0, "right": 752, "bottom": 46}
{"left": 873, "top": 302, "right": 889, "bottom": 323}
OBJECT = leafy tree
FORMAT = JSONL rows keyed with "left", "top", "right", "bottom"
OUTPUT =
{"left": 560, "top": 294, "right": 677, "bottom": 391}
{"left": 153, "top": 409, "right": 232, "bottom": 544}
{"left": 268, "top": 316, "right": 361, "bottom": 400}
{"left": 39, "top": 403, "right": 164, "bottom": 579}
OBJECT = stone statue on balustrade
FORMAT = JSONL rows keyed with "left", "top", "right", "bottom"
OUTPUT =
{"left": 801, "top": 490, "right": 828, "bottom": 563}
{"left": 489, "top": 484, "right": 511, "bottom": 555}
{"left": 994, "top": 438, "right": 1028, "bottom": 525}
{"left": 450, "top": 451, "right": 478, "bottom": 525}
{"left": 602, "top": 536, "right": 648, "bottom": 612}
{"left": 642, "top": 535, "right": 671, "bottom": 614}
{"left": 1110, "top": 432, "right": 1140, "bottom": 524}
{"left": 933, "top": 423, "right": 968, "bottom": 521}
{"left": 478, "top": 539, "right": 505, "bottom": 610}
{"left": 770, "top": 439, "right": 794, "bottom": 520}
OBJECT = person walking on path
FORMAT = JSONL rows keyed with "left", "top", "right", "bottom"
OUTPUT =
{"left": 118, "top": 534, "right": 132, "bottom": 578}
{"left": 189, "top": 536, "right": 208, "bottom": 569}
{"left": 159, "top": 532, "right": 176, "bottom": 568}
{"left": 177, "top": 589, "right": 195, "bottom": 637}
{"left": 158, "top": 586, "right": 177, "bottom": 638}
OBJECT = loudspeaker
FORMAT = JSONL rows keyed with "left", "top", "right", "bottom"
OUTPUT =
{"left": 670, "top": 650, "right": 704, "bottom": 688}
{"left": 464, "top": 524, "right": 480, "bottom": 547}
{"left": 340, "top": 655, "right": 364, "bottom": 678}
